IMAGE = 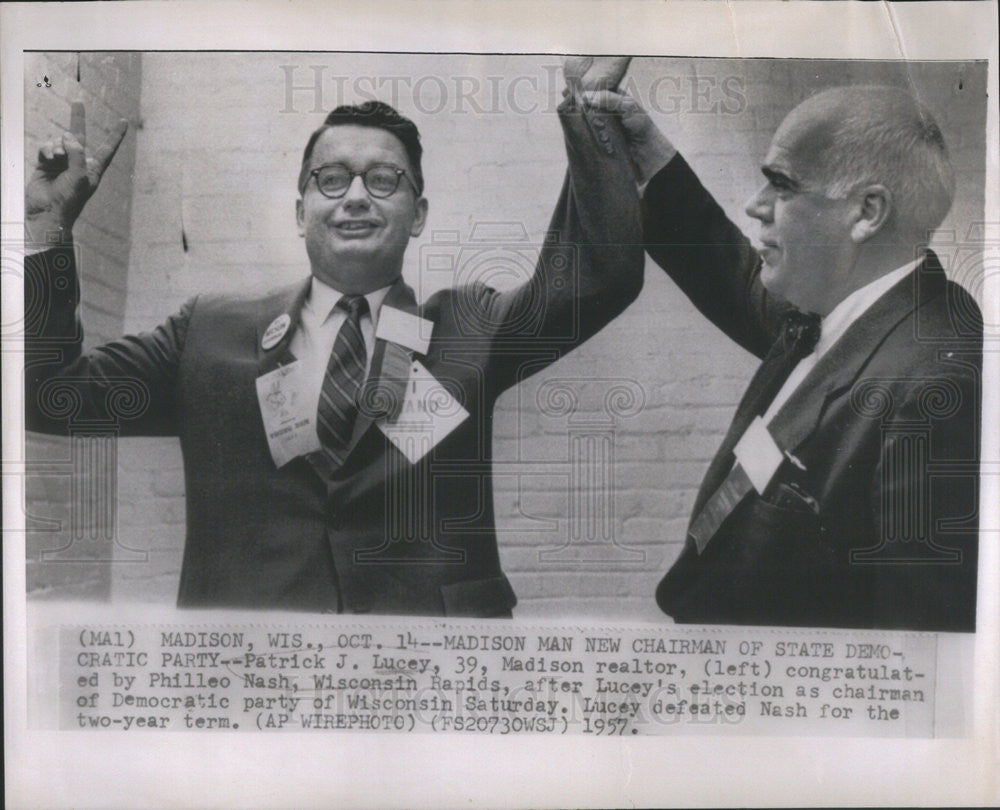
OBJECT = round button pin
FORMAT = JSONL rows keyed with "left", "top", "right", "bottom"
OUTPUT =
{"left": 261, "top": 313, "right": 291, "bottom": 350}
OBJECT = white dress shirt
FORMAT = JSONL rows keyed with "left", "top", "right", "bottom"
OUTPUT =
{"left": 761, "top": 259, "right": 920, "bottom": 425}
{"left": 289, "top": 276, "right": 392, "bottom": 424}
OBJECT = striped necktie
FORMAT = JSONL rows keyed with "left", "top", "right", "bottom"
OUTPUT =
{"left": 316, "top": 295, "right": 369, "bottom": 468}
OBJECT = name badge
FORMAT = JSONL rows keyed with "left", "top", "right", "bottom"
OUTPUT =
{"left": 255, "top": 361, "right": 320, "bottom": 467}
{"left": 733, "top": 416, "right": 785, "bottom": 494}
{"left": 377, "top": 360, "right": 469, "bottom": 464}
{"left": 375, "top": 307, "right": 433, "bottom": 355}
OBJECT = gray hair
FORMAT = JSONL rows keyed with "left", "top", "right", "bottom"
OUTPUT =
{"left": 798, "top": 85, "right": 955, "bottom": 241}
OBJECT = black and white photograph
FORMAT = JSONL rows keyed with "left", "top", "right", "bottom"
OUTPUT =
{"left": 20, "top": 51, "right": 988, "bottom": 629}
{"left": 3, "top": 1, "right": 998, "bottom": 808}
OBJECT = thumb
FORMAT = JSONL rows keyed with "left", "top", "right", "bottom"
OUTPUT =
{"left": 62, "top": 132, "right": 86, "bottom": 173}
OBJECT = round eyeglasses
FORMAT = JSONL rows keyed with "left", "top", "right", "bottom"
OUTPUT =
{"left": 307, "top": 163, "right": 419, "bottom": 199}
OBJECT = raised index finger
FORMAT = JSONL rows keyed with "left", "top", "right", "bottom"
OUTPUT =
{"left": 69, "top": 102, "right": 86, "bottom": 148}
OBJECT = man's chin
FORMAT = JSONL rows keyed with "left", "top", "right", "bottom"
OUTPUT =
{"left": 759, "top": 262, "right": 785, "bottom": 296}
{"left": 327, "top": 243, "right": 386, "bottom": 265}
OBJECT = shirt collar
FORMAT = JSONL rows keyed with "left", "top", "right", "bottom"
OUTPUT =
{"left": 814, "top": 258, "right": 921, "bottom": 358}
{"left": 307, "top": 276, "right": 393, "bottom": 326}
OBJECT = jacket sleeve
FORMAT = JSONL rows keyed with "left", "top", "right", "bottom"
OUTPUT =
{"left": 468, "top": 97, "right": 644, "bottom": 395}
{"left": 642, "top": 154, "right": 793, "bottom": 359}
{"left": 23, "top": 246, "right": 191, "bottom": 436}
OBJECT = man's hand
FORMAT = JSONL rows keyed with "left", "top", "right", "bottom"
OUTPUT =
{"left": 580, "top": 89, "right": 677, "bottom": 185}
{"left": 563, "top": 56, "right": 631, "bottom": 101}
{"left": 26, "top": 102, "right": 128, "bottom": 244}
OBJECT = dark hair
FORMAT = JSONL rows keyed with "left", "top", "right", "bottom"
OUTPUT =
{"left": 297, "top": 100, "right": 424, "bottom": 196}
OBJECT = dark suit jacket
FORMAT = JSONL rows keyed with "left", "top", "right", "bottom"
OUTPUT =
{"left": 24, "top": 102, "right": 643, "bottom": 617}
{"left": 646, "top": 155, "right": 981, "bottom": 631}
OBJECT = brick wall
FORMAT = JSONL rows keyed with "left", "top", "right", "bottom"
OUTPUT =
{"left": 27, "top": 54, "right": 986, "bottom": 618}
{"left": 24, "top": 52, "right": 142, "bottom": 600}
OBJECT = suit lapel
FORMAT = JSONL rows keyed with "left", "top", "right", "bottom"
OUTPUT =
{"left": 255, "top": 277, "right": 312, "bottom": 375}
{"left": 341, "top": 277, "right": 425, "bottom": 461}
{"left": 689, "top": 340, "right": 794, "bottom": 519}
{"left": 252, "top": 275, "right": 433, "bottom": 474}
{"left": 690, "top": 255, "right": 945, "bottom": 524}
{"left": 768, "top": 258, "right": 945, "bottom": 454}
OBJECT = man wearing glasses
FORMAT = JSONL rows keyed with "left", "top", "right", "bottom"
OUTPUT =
{"left": 25, "top": 80, "right": 643, "bottom": 615}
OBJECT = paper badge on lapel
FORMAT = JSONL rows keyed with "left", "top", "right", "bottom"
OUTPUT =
{"left": 255, "top": 360, "right": 320, "bottom": 467}
{"left": 377, "top": 360, "right": 469, "bottom": 464}
{"left": 375, "top": 306, "right": 433, "bottom": 354}
{"left": 734, "top": 416, "right": 785, "bottom": 494}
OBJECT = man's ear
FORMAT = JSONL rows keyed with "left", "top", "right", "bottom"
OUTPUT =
{"left": 850, "top": 184, "right": 892, "bottom": 243}
{"left": 410, "top": 197, "right": 429, "bottom": 237}
{"left": 296, "top": 199, "right": 305, "bottom": 237}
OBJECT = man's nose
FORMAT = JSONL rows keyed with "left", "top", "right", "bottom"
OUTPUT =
{"left": 744, "top": 184, "right": 773, "bottom": 221}
{"left": 341, "top": 174, "right": 371, "bottom": 208}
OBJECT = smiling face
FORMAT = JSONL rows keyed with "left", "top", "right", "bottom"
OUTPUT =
{"left": 744, "top": 105, "right": 859, "bottom": 316}
{"left": 296, "top": 124, "right": 428, "bottom": 294}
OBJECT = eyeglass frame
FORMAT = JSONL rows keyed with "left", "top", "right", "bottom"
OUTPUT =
{"left": 304, "top": 162, "right": 421, "bottom": 199}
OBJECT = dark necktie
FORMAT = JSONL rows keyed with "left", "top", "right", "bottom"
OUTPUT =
{"left": 316, "top": 295, "right": 369, "bottom": 468}
{"left": 686, "top": 311, "right": 821, "bottom": 552}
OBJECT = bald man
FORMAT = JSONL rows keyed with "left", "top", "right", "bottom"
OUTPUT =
{"left": 589, "top": 81, "right": 982, "bottom": 630}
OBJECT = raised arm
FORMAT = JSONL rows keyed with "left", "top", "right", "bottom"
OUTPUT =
{"left": 584, "top": 89, "right": 793, "bottom": 359}
{"left": 469, "top": 66, "right": 645, "bottom": 394}
{"left": 24, "top": 103, "right": 187, "bottom": 436}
